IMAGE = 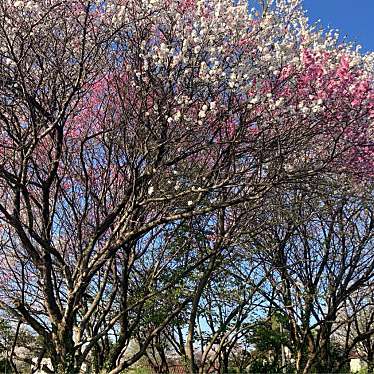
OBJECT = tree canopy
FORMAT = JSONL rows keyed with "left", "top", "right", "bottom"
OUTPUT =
{"left": 0, "top": 0, "right": 373, "bottom": 373}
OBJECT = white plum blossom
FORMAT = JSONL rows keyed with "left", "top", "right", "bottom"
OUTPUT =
{"left": 148, "top": 186, "right": 154, "bottom": 195}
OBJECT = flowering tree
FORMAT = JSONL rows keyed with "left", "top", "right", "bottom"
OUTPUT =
{"left": 0, "top": 0, "right": 373, "bottom": 373}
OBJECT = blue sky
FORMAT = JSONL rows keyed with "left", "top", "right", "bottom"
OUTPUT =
{"left": 302, "top": 0, "right": 374, "bottom": 52}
